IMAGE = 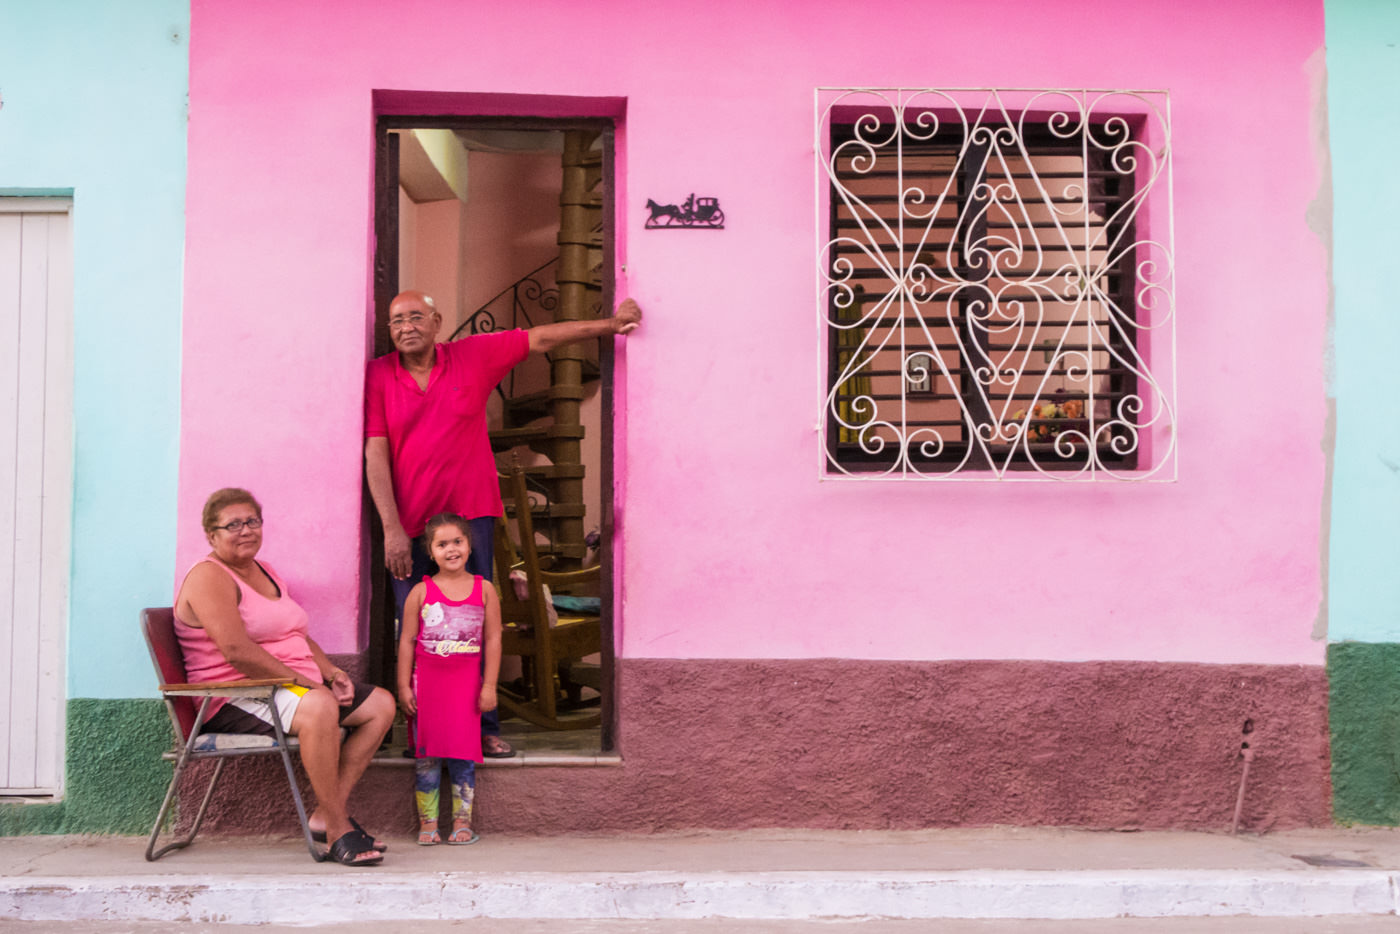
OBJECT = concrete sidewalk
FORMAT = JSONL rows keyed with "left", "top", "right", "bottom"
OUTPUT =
{"left": 5, "top": 827, "right": 1400, "bottom": 925}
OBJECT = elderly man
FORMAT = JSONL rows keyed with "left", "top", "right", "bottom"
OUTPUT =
{"left": 365, "top": 289, "right": 641, "bottom": 756}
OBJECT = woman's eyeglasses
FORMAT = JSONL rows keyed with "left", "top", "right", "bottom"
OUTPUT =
{"left": 213, "top": 517, "right": 263, "bottom": 533}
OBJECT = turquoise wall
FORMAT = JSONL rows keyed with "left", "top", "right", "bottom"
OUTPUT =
{"left": 0, "top": 0, "right": 188, "bottom": 699}
{"left": 1327, "top": 0, "right": 1400, "bottom": 642}
{"left": 1327, "top": 0, "right": 1400, "bottom": 822}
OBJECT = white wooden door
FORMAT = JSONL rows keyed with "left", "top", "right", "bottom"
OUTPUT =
{"left": 0, "top": 199, "right": 72, "bottom": 796}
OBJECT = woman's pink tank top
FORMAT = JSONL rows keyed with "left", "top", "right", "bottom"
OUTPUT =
{"left": 173, "top": 558, "right": 321, "bottom": 690}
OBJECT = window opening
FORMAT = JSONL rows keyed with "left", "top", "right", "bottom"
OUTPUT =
{"left": 818, "top": 89, "right": 1176, "bottom": 480}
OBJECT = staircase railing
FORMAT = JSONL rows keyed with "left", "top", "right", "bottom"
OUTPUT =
{"left": 449, "top": 257, "right": 564, "bottom": 511}
{"left": 450, "top": 256, "right": 560, "bottom": 402}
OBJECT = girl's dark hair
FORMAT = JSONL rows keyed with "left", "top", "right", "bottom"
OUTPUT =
{"left": 421, "top": 512, "right": 472, "bottom": 549}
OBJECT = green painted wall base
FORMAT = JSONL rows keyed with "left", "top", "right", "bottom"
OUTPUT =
{"left": 1329, "top": 642, "right": 1400, "bottom": 824}
{"left": 0, "top": 699, "right": 171, "bottom": 836}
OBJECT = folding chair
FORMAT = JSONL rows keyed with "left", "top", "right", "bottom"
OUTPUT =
{"left": 141, "top": 606, "right": 324, "bottom": 862}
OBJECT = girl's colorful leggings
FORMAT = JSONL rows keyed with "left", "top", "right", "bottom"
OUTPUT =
{"left": 413, "top": 756, "right": 476, "bottom": 825}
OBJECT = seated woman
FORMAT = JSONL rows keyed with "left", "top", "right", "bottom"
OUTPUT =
{"left": 174, "top": 487, "right": 395, "bottom": 867}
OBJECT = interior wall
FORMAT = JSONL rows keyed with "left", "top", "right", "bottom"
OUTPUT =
{"left": 412, "top": 199, "right": 463, "bottom": 328}
{"left": 396, "top": 188, "right": 465, "bottom": 332}
{"left": 461, "top": 150, "right": 562, "bottom": 317}
{"left": 397, "top": 186, "right": 417, "bottom": 296}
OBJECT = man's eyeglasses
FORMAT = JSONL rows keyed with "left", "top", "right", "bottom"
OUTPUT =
{"left": 213, "top": 517, "right": 263, "bottom": 533}
{"left": 388, "top": 313, "right": 430, "bottom": 331}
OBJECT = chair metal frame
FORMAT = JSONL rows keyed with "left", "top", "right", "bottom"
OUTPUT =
{"left": 141, "top": 606, "right": 325, "bottom": 862}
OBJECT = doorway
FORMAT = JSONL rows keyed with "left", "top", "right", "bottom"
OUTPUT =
{"left": 370, "top": 117, "right": 617, "bottom": 750}
{"left": 0, "top": 198, "right": 72, "bottom": 796}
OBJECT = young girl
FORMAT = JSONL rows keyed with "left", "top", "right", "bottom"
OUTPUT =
{"left": 396, "top": 512, "right": 501, "bottom": 846}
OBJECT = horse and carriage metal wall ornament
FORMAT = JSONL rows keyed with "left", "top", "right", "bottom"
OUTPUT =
{"left": 645, "top": 193, "right": 725, "bottom": 228}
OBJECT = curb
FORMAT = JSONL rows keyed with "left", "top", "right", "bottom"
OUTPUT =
{"left": 4, "top": 870, "right": 1398, "bottom": 924}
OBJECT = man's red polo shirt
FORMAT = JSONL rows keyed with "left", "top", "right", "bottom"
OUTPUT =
{"left": 364, "top": 331, "right": 529, "bottom": 536}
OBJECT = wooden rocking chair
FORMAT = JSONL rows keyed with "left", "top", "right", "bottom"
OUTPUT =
{"left": 141, "top": 606, "right": 324, "bottom": 862}
{"left": 494, "top": 466, "right": 602, "bottom": 730}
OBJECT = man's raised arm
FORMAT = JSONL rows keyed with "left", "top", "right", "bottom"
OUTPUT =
{"left": 527, "top": 298, "right": 642, "bottom": 354}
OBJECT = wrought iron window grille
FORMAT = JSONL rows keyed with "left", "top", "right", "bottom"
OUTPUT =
{"left": 817, "top": 88, "right": 1177, "bottom": 481}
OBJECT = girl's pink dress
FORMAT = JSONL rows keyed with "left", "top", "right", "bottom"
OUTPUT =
{"left": 408, "top": 575, "right": 484, "bottom": 762}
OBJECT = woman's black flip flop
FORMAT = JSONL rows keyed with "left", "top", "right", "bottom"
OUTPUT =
{"left": 328, "top": 828, "right": 383, "bottom": 867}
{"left": 312, "top": 817, "right": 387, "bottom": 851}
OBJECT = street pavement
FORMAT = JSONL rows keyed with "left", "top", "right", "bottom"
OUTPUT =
{"left": 6, "top": 826, "right": 1400, "bottom": 928}
{"left": 3, "top": 920, "right": 1400, "bottom": 932}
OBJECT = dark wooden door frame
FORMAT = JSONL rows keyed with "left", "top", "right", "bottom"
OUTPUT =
{"left": 370, "top": 116, "right": 618, "bottom": 750}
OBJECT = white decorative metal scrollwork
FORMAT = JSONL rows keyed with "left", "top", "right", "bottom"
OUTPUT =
{"left": 817, "top": 88, "right": 1176, "bottom": 480}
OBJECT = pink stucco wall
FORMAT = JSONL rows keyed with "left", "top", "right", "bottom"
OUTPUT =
{"left": 179, "top": 0, "right": 1328, "bottom": 663}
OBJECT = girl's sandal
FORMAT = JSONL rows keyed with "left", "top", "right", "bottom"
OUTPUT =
{"left": 417, "top": 822, "right": 441, "bottom": 846}
{"left": 447, "top": 825, "right": 480, "bottom": 846}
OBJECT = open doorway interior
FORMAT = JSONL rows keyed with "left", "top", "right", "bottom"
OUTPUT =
{"left": 372, "top": 120, "right": 615, "bottom": 751}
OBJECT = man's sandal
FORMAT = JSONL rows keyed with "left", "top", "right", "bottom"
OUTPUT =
{"left": 328, "top": 829, "right": 384, "bottom": 866}
{"left": 481, "top": 735, "right": 515, "bottom": 758}
{"left": 447, "top": 825, "right": 480, "bottom": 845}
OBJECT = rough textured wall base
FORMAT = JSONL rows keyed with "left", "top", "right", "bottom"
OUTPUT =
{"left": 0, "top": 699, "right": 170, "bottom": 835}
{"left": 480, "top": 659, "right": 1330, "bottom": 832}
{"left": 1329, "top": 642, "right": 1400, "bottom": 824}
{"left": 165, "top": 659, "right": 1331, "bottom": 837}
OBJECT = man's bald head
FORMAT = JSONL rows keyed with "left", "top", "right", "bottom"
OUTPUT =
{"left": 389, "top": 289, "right": 436, "bottom": 318}
{"left": 387, "top": 289, "right": 442, "bottom": 358}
